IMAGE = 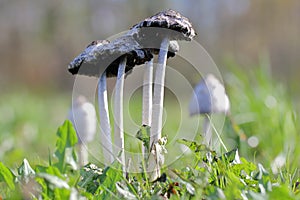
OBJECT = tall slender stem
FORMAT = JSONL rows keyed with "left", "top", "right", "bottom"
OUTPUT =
{"left": 150, "top": 37, "right": 170, "bottom": 145}
{"left": 142, "top": 59, "right": 153, "bottom": 126}
{"left": 205, "top": 114, "right": 228, "bottom": 152}
{"left": 149, "top": 37, "right": 170, "bottom": 180}
{"left": 114, "top": 57, "right": 127, "bottom": 175}
{"left": 98, "top": 72, "right": 114, "bottom": 164}
{"left": 142, "top": 59, "right": 153, "bottom": 164}
{"left": 203, "top": 115, "right": 212, "bottom": 146}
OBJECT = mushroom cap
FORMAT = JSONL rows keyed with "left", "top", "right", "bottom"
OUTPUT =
{"left": 68, "top": 36, "right": 153, "bottom": 77}
{"left": 128, "top": 9, "right": 194, "bottom": 59}
{"left": 68, "top": 96, "right": 97, "bottom": 143}
{"left": 189, "top": 74, "right": 230, "bottom": 116}
{"left": 68, "top": 40, "right": 109, "bottom": 76}
{"left": 130, "top": 9, "right": 196, "bottom": 41}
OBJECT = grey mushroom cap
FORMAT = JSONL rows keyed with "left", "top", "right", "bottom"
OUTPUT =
{"left": 189, "top": 74, "right": 230, "bottom": 116}
{"left": 68, "top": 40, "right": 108, "bottom": 76}
{"left": 68, "top": 36, "right": 153, "bottom": 77}
{"left": 128, "top": 9, "right": 195, "bottom": 59}
{"left": 130, "top": 9, "right": 196, "bottom": 41}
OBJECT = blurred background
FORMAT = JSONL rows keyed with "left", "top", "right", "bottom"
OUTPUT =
{"left": 0, "top": 0, "right": 299, "bottom": 169}
{"left": 1, "top": 0, "right": 300, "bottom": 90}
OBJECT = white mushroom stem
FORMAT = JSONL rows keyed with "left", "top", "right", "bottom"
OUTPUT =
{"left": 114, "top": 57, "right": 127, "bottom": 175}
{"left": 142, "top": 59, "right": 153, "bottom": 161}
{"left": 78, "top": 143, "right": 88, "bottom": 166}
{"left": 98, "top": 72, "right": 114, "bottom": 164}
{"left": 149, "top": 37, "right": 170, "bottom": 180}
{"left": 203, "top": 114, "right": 212, "bottom": 146}
{"left": 142, "top": 59, "right": 153, "bottom": 126}
{"left": 204, "top": 114, "right": 228, "bottom": 152}
{"left": 151, "top": 37, "right": 170, "bottom": 145}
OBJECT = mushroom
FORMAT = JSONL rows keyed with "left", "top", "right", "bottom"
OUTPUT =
{"left": 68, "top": 36, "right": 152, "bottom": 171}
{"left": 69, "top": 40, "right": 114, "bottom": 165}
{"left": 141, "top": 41, "right": 179, "bottom": 127}
{"left": 189, "top": 74, "right": 230, "bottom": 150}
{"left": 130, "top": 9, "right": 195, "bottom": 179}
{"left": 138, "top": 41, "right": 180, "bottom": 168}
{"left": 130, "top": 9, "right": 196, "bottom": 148}
{"left": 68, "top": 95, "right": 97, "bottom": 166}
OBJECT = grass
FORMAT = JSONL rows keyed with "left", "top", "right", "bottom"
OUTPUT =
{"left": 0, "top": 89, "right": 70, "bottom": 167}
{"left": 0, "top": 63, "right": 300, "bottom": 199}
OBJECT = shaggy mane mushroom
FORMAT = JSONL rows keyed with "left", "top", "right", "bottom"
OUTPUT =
{"left": 129, "top": 9, "right": 196, "bottom": 179}
{"left": 68, "top": 36, "right": 152, "bottom": 172}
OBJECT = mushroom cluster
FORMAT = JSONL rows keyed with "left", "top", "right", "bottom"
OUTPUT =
{"left": 68, "top": 9, "right": 196, "bottom": 178}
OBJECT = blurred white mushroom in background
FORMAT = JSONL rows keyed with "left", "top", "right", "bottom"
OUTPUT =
{"left": 68, "top": 95, "right": 97, "bottom": 166}
{"left": 189, "top": 74, "right": 230, "bottom": 149}
{"left": 247, "top": 135, "right": 259, "bottom": 148}
{"left": 271, "top": 153, "right": 286, "bottom": 174}
{"left": 189, "top": 74, "right": 230, "bottom": 116}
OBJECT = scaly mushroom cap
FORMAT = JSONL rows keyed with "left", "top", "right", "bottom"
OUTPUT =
{"left": 68, "top": 36, "right": 153, "bottom": 77}
{"left": 189, "top": 74, "right": 230, "bottom": 116}
{"left": 131, "top": 9, "right": 196, "bottom": 41}
{"left": 68, "top": 40, "right": 109, "bottom": 76}
{"left": 128, "top": 9, "right": 195, "bottom": 58}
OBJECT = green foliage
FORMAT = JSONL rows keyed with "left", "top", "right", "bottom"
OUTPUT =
{"left": 96, "top": 162, "right": 124, "bottom": 199}
{"left": 78, "top": 163, "right": 103, "bottom": 194}
{"left": 0, "top": 120, "right": 81, "bottom": 199}
{"left": 54, "top": 120, "right": 78, "bottom": 172}
{"left": 0, "top": 90, "right": 70, "bottom": 168}
{"left": 0, "top": 65, "right": 300, "bottom": 199}
{"left": 136, "top": 125, "right": 151, "bottom": 153}
{"left": 0, "top": 162, "right": 15, "bottom": 190}
{"left": 224, "top": 62, "right": 299, "bottom": 165}
{"left": 0, "top": 119, "right": 300, "bottom": 199}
